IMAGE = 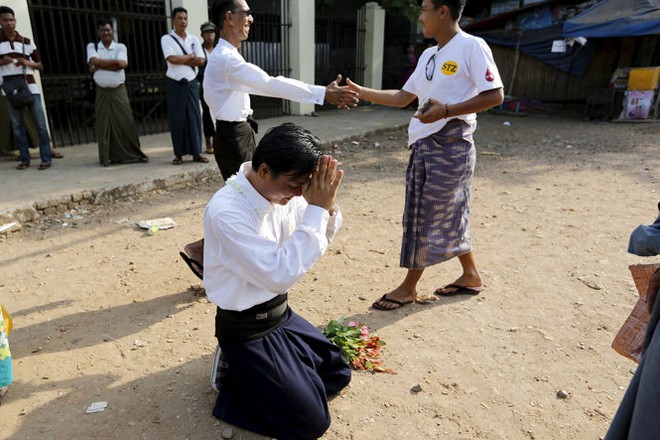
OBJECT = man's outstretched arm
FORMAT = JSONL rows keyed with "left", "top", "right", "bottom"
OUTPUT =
{"left": 324, "top": 75, "right": 359, "bottom": 110}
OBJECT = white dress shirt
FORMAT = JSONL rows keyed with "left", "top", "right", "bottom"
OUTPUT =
{"left": 203, "top": 38, "right": 325, "bottom": 122}
{"left": 203, "top": 162, "right": 342, "bottom": 311}
{"left": 160, "top": 30, "right": 204, "bottom": 82}
{"left": 86, "top": 41, "right": 127, "bottom": 88}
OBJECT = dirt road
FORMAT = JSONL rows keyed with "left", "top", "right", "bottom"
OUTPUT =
{"left": 1, "top": 113, "right": 659, "bottom": 439}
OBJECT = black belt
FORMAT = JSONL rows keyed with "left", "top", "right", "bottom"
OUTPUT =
{"left": 166, "top": 77, "right": 196, "bottom": 85}
{"left": 216, "top": 116, "right": 258, "bottom": 133}
{"left": 3, "top": 73, "right": 35, "bottom": 83}
{"left": 215, "top": 293, "right": 288, "bottom": 341}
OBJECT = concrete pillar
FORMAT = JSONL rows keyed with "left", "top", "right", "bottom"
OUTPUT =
{"left": 4, "top": 0, "right": 49, "bottom": 135}
{"left": 364, "top": 2, "right": 385, "bottom": 90}
{"left": 289, "top": 0, "right": 316, "bottom": 115}
{"left": 166, "top": 0, "right": 207, "bottom": 40}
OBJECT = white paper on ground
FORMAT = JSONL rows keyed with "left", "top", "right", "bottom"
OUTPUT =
{"left": 136, "top": 218, "right": 177, "bottom": 230}
{"left": 86, "top": 401, "right": 108, "bottom": 413}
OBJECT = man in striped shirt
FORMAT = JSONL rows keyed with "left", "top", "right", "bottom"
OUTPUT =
{"left": 0, "top": 6, "right": 52, "bottom": 170}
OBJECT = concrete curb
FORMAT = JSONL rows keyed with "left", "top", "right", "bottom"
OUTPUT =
{"left": 1, "top": 121, "right": 408, "bottom": 233}
{"left": 1, "top": 167, "right": 219, "bottom": 233}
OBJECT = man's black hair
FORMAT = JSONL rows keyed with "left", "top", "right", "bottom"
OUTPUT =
{"left": 211, "top": 0, "right": 238, "bottom": 31}
{"left": 252, "top": 123, "right": 322, "bottom": 180}
{"left": 0, "top": 6, "right": 15, "bottom": 16}
{"left": 97, "top": 18, "right": 113, "bottom": 29}
{"left": 428, "top": 0, "right": 465, "bottom": 21}
{"left": 171, "top": 6, "right": 188, "bottom": 19}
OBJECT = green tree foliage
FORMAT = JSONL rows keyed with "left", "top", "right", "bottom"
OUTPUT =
{"left": 381, "top": 0, "right": 422, "bottom": 21}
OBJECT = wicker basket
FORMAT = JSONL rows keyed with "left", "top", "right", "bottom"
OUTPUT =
{"left": 611, "top": 263, "right": 660, "bottom": 362}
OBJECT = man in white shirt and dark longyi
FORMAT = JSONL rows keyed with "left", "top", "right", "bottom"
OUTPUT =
{"left": 177, "top": 0, "right": 359, "bottom": 285}
{"left": 204, "top": 0, "right": 359, "bottom": 181}
{"left": 160, "top": 6, "right": 209, "bottom": 166}
{"left": 87, "top": 18, "right": 148, "bottom": 167}
{"left": 203, "top": 123, "right": 351, "bottom": 439}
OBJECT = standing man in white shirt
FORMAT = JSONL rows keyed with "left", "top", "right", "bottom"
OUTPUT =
{"left": 204, "top": 122, "right": 351, "bottom": 439}
{"left": 160, "top": 7, "right": 209, "bottom": 165}
{"left": 177, "top": 0, "right": 358, "bottom": 279}
{"left": 205, "top": 0, "right": 358, "bottom": 181}
{"left": 346, "top": 0, "right": 504, "bottom": 310}
{"left": 198, "top": 21, "right": 217, "bottom": 155}
{"left": 0, "top": 6, "right": 52, "bottom": 170}
{"left": 87, "top": 18, "right": 148, "bottom": 167}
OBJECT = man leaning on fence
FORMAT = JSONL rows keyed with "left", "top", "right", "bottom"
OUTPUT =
{"left": 87, "top": 18, "right": 148, "bottom": 167}
{"left": 0, "top": 5, "right": 52, "bottom": 170}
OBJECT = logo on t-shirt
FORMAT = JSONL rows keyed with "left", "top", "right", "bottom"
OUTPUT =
{"left": 485, "top": 68, "right": 495, "bottom": 82}
{"left": 441, "top": 61, "right": 458, "bottom": 76}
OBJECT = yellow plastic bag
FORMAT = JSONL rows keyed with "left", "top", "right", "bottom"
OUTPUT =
{"left": 1, "top": 305, "right": 11, "bottom": 336}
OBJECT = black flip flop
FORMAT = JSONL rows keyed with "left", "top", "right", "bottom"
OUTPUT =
{"left": 179, "top": 251, "right": 204, "bottom": 280}
{"left": 434, "top": 284, "right": 482, "bottom": 297}
{"left": 372, "top": 294, "right": 414, "bottom": 311}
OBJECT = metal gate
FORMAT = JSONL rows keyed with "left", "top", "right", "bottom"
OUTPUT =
{"left": 382, "top": 12, "right": 420, "bottom": 89}
{"left": 237, "top": 0, "right": 291, "bottom": 119}
{"left": 28, "top": 0, "right": 169, "bottom": 147}
{"left": 315, "top": 1, "right": 366, "bottom": 98}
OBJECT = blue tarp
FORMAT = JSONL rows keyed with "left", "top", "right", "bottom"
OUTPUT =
{"left": 563, "top": 0, "right": 660, "bottom": 37}
{"left": 480, "top": 25, "right": 596, "bottom": 77}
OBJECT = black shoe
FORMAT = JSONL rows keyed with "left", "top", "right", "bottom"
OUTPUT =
{"left": 179, "top": 251, "right": 203, "bottom": 280}
{"left": 210, "top": 345, "right": 228, "bottom": 392}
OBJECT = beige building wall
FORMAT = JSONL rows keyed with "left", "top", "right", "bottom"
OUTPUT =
{"left": 289, "top": 0, "right": 316, "bottom": 115}
{"left": 364, "top": 2, "right": 385, "bottom": 90}
{"left": 166, "top": 0, "right": 208, "bottom": 42}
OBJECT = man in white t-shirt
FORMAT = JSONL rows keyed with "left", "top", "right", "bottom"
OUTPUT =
{"left": 347, "top": 0, "right": 504, "bottom": 310}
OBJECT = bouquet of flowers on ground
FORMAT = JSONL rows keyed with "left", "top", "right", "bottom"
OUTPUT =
{"left": 322, "top": 317, "right": 394, "bottom": 373}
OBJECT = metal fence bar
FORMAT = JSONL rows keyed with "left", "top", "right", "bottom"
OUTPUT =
{"left": 28, "top": 0, "right": 168, "bottom": 146}
{"left": 280, "top": 0, "right": 290, "bottom": 115}
{"left": 356, "top": 5, "right": 365, "bottom": 85}
{"left": 382, "top": 12, "right": 420, "bottom": 89}
{"left": 240, "top": 0, "right": 291, "bottom": 119}
{"left": 23, "top": 0, "right": 308, "bottom": 145}
{"left": 315, "top": 0, "right": 367, "bottom": 101}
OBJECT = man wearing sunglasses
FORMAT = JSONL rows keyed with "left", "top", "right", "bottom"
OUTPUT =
{"left": 177, "top": 0, "right": 359, "bottom": 293}
{"left": 204, "top": 0, "right": 359, "bottom": 182}
{"left": 347, "top": 0, "right": 503, "bottom": 310}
